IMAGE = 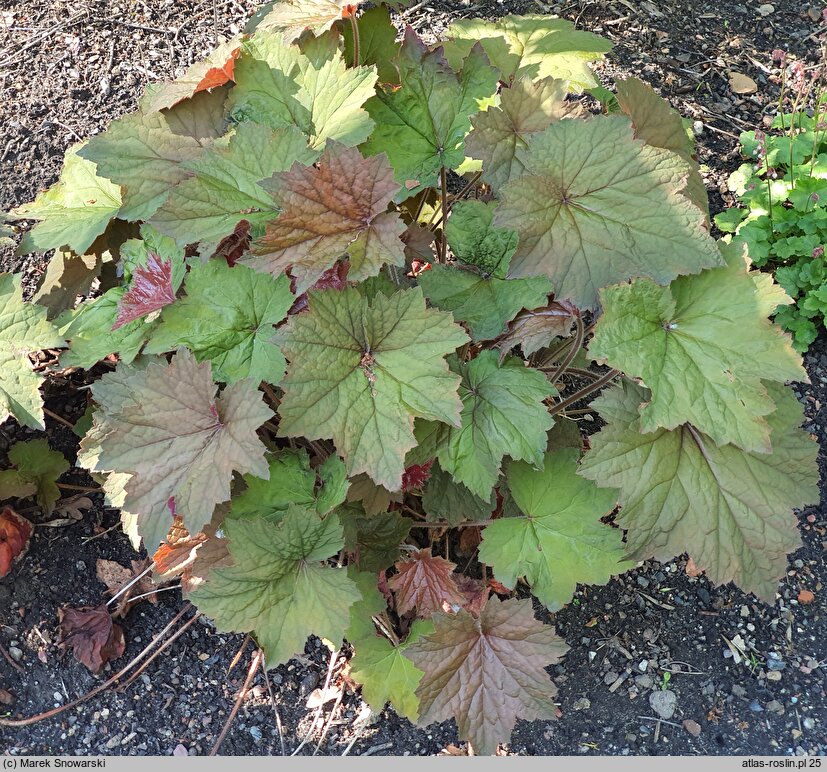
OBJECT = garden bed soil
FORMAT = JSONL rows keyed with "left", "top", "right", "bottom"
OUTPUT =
{"left": 1, "top": 0, "right": 826, "bottom": 757}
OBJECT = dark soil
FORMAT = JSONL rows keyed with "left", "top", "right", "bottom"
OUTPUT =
{"left": 2, "top": 0, "right": 826, "bottom": 758}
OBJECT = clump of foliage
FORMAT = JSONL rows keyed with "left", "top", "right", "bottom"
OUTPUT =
{"left": 716, "top": 52, "right": 827, "bottom": 351}
{"left": 1, "top": 0, "right": 819, "bottom": 753}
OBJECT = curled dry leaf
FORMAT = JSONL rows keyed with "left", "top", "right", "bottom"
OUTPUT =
{"left": 58, "top": 603, "right": 125, "bottom": 674}
{"left": 0, "top": 506, "right": 33, "bottom": 578}
{"left": 96, "top": 558, "right": 159, "bottom": 616}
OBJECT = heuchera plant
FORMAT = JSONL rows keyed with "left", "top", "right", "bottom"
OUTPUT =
{"left": 1, "top": 0, "right": 820, "bottom": 753}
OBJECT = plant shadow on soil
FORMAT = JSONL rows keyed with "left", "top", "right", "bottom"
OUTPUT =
{"left": 1, "top": 0, "right": 826, "bottom": 757}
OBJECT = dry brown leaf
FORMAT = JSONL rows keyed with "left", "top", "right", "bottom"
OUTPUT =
{"left": 0, "top": 687, "right": 14, "bottom": 705}
{"left": 388, "top": 548, "right": 465, "bottom": 617}
{"left": 729, "top": 72, "right": 758, "bottom": 94}
{"left": 798, "top": 589, "right": 815, "bottom": 604}
{"left": 58, "top": 604, "right": 125, "bottom": 674}
{"left": 685, "top": 557, "right": 704, "bottom": 577}
{"left": 54, "top": 495, "right": 93, "bottom": 521}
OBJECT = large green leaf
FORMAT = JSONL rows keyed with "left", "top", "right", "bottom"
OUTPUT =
{"left": 189, "top": 507, "right": 360, "bottom": 667}
{"left": 0, "top": 439, "right": 69, "bottom": 514}
{"left": 78, "top": 349, "right": 273, "bottom": 550}
{"left": 442, "top": 15, "right": 612, "bottom": 90}
{"left": 78, "top": 90, "right": 228, "bottom": 222}
{"left": 341, "top": 506, "right": 413, "bottom": 572}
{"left": 0, "top": 273, "right": 66, "bottom": 430}
{"left": 150, "top": 123, "right": 318, "bottom": 246}
{"left": 405, "top": 597, "right": 568, "bottom": 755}
{"left": 276, "top": 287, "right": 468, "bottom": 490}
{"left": 13, "top": 145, "right": 122, "bottom": 255}
{"left": 245, "top": 142, "right": 404, "bottom": 293}
{"left": 434, "top": 351, "right": 555, "bottom": 500}
{"left": 228, "top": 31, "right": 377, "bottom": 149}
{"left": 478, "top": 448, "right": 628, "bottom": 610}
{"left": 465, "top": 77, "right": 568, "bottom": 193}
{"left": 145, "top": 260, "right": 294, "bottom": 385}
{"left": 493, "top": 115, "right": 722, "bottom": 310}
{"left": 590, "top": 245, "right": 805, "bottom": 453}
{"left": 361, "top": 28, "right": 498, "bottom": 197}
{"left": 418, "top": 201, "right": 551, "bottom": 340}
{"left": 578, "top": 379, "right": 819, "bottom": 601}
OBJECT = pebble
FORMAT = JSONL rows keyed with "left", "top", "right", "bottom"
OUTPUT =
{"left": 105, "top": 734, "right": 123, "bottom": 749}
{"left": 767, "top": 700, "right": 785, "bottom": 715}
{"left": 638, "top": 660, "right": 649, "bottom": 672}
{"left": 732, "top": 684, "right": 747, "bottom": 698}
{"left": 692, "top": 120, "right": 704, "bottom": 135}
{"left": 683, "top": 719, "right": 702, "bottom": 737}
{"left": 604, "top": 672, "right": 619, "bottom": 685}
{"left": 573, "top": 698, "right": 591, "bottom": 711}
{"left": 749, "top": 700, "right": 764, "bottom": 713}
{"left": 635, "top": 675, "right": 653, "bottom": 689}
{"left": 8, "top": 646, "right": 22, "bottom": 661}
{"left": 249, "top": 726, "right": 262, "bottom": 742}
{"left": 636, "top": 576, "right": 649, "bottom": 588}
{"left": 766, "top": 670, "right": 782, "bottom": 682}
{"left": 767, "top": 653, "right": 786, "bottom": 671}
{"left": 649, "top": 689, "right": 677, "bottom": 720}
{"left": 803, "top": 718, "right": 815, "bottom": 731}
{"left": 740, "top": 605, "right": 750, "bottom": 618}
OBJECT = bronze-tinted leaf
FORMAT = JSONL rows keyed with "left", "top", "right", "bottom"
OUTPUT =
{"left": 388, "top": 548, "right": 464, "bottom": 617}
{"left": 405, "top": 597, "right": 568, "bottom": 754}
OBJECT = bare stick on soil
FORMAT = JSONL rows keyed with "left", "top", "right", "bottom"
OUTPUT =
{"left": 209, "top": 648, "right": 264, "bottom": 756}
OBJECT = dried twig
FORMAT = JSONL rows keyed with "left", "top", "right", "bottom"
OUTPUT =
{"left": 209, "top": 648, "right": 264, "bottom": 756}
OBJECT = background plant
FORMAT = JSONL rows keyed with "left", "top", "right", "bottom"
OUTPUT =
{"left": 0, "top": 0, "right": 819, "bottom": 754}
{"left": 716, "top": 50, "right": 827, "bottom": 351}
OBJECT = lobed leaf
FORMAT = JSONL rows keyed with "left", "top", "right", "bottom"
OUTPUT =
{"left": 78, "top": 349, "right": 273, "bottom": 550}
{"left": 479, "top": 448, "right": 629, "bottom": 610}
{"left": 493, "top": 115, "right": 722, "bottom": 310}
{"left": 145, "top": 260, "right": 294, "bottom": 385}
{"left": 0, "top": 273, "right": 66, "bottom": 430}
{"left": 433, "top": 351, "right": 555, "bottom": 500}
{"left": 361, "top": 28, "right": 498, "bottom": 197}
{"left": 13, "top": 146, "right": 122, "bottom": 255}
{"left": 405, "top": 597, "right": 568, "bottom": 755}
{"left": 589, "top": 244, "right": 806, "bottom": 452}
{"left": 578, "top": 379, "right": 819, "bottom": 601}
{"left": 0, "top": 439, "right": 69, "bottom": 515}
{"left": 189, "top": 507, "right": 360, "bottom": 667}
{"left": 276, "top": 286, "right": 468, "bottom": 490}
{"left": 79, "top": 91, "right": 228, "bottom": 222}
{"left": 442, "top": 15, "right": 612, "bottom": 90}
{"left": 246, "top": 142, "right": 404, "bottom": 293}
{"left": 388, "top": 548, "right": 465, "bottom": 617}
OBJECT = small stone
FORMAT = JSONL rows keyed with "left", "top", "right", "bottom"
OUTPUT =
{"left": 105, "top": 734, "right": 123, "bottom": 749}
{"left": 636, "top": 576, "right": 650, "bottom": 588}
{"left": 803, "top": 718, "right": 815, "bottom": 731}
{"left": 8, "top": 646, "right": 22, "bottom": 662}
{"left": 766, "top": 700, "right": 784, "bottom": 715}
{"left": 635, "top": 675, "right": 653, "bottom": 689}
{"left": 573, "top": 697, "right": 591, "bottom": 711}
{"left": 749, "top": 700, "right": 764, "bottom": 712}
{"left": 649, "top": 689, "right": 677, "bottom": 720}
{"left": 767, "top": 654, "right": 786, "bottom": 671}
{"left": 766, "top": 670, "right": 782, "bottom": 682}
{"left": 757, "top": 3, "right": 774, "bottom": 14}
{"left": 638, "top": 659, "right": 649, "bottom": 672}
{"left": 683, "top": 719, "right": 701, "bottom": 737}
{"left": 732, "top": 684, "right": 747, "bottom": 698}
{"left": 53, "top": 692, "right": 63, "bottom": 702}
{"left": 740, "top": 605, "right": 750, "bottom": 618}
{"left": 692, "top": 120, "right": 704, "bottom": 135}
{"left": 604, "top": 672, "right": 619, "bottom": 685}
{"left": 249, "top": 726, "right": 262, "bottom": 741}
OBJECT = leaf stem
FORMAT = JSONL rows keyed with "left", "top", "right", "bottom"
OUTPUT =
{"left": 438, "top": 165, "right": 448, "bottom": 262}
{"left": 545, "top": 315, "right": 584, "bottom": 385}
{"left": 410, "top": 518, "right": 497, "bottom": 528}
{"left": 430, "top": 171, "right": 482, "bottom": 231}
{"left": 548, "top": 368, "right": 620, "bottom": 417}
{"left": 349, "top": 13, "right": 360, "bottom": 68}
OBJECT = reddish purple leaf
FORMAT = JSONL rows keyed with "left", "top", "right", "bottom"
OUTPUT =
{"left": 214, "top": 219, "right": 252, "bottom": 267}
{"left": 113, "top": 252, "right": 176, "bottom": 330}
{"left": 401, "top": 460, "right": 433, "bottom": 491}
